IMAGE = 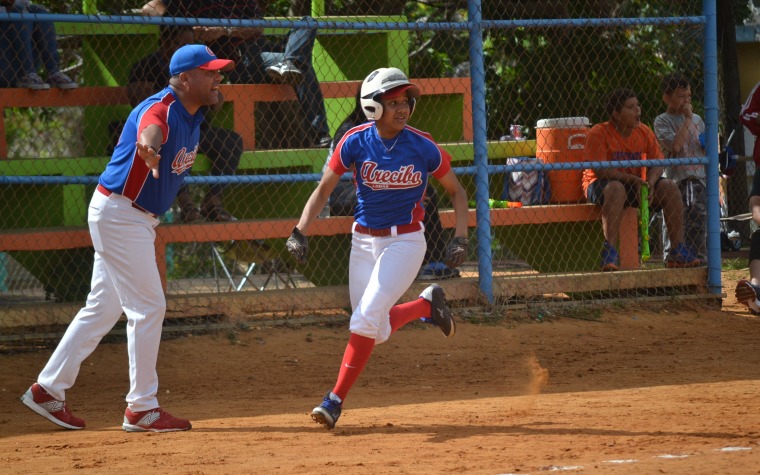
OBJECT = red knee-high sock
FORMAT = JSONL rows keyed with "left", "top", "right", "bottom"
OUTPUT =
{"left": 332, "top": 333, "right": 375, "bottom": 401}
{"left": 389, "top": 297, "right": 430, "bottom": 333}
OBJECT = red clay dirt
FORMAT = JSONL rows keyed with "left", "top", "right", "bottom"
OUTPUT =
{"left": 1, "top": 269, "right": 759, "bottom": 474}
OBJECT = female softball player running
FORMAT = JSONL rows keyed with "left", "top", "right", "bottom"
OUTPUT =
{"left": 287, "top": 67, "right": 470, "bottom": 429}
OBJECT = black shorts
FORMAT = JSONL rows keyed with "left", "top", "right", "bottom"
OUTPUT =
{"left": 750, "top": 167, "right": 760, "bottom": 198}
{"left": 586, "top": 178, "right": 665, "bottom": 211}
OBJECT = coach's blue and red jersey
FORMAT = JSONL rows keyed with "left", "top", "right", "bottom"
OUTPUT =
{"left": 99, "top": 87, "right": 203, "bottom": 216}
{"left": 328, "top": 123, "right": 451, "bottom": 229}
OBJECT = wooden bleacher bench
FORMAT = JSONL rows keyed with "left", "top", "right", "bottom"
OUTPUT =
{"left": 0, "top": 205, "right": 640, "bottom": 289}
{"left": 0, "top": 79, "right": 472, "bottom": 157}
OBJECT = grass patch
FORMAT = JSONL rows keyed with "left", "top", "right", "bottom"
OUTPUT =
{"left": 722, "top": 257, "right": 746, "bottom": 271}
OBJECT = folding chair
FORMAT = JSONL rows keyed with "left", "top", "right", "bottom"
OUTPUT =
{"left": 210, "top": 239, "right": 295, "bottom": 292}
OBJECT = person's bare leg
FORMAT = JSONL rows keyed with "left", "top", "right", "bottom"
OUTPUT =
{"left": 601, "top": 181, "right": 626, "bottom": 245}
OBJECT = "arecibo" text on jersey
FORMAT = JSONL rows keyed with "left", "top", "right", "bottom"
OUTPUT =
{"left": 172, "top": 146, "right": 198, "bottom": 175}
{"left": 360, "top": 162, "right": 423, "bottom": 190}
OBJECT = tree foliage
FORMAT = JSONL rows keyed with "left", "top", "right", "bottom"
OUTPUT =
{"left": 30, "top": 0, "right": 754, "bottom": 143}
{"left": 301, "top": 0, "right": 750, "bottom": 140}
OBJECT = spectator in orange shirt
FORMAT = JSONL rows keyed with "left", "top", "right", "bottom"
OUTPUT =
{"left": 582, "top": 88, "right": 701, "bottom": 271}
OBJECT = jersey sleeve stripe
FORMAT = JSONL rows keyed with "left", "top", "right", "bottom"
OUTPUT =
{"left": 329, "top": 122, "right": 374, "bottom": 175}
{"left": 405, "top": 125, "right": 451, "bottom": 178}
{"left": 121, "top": 150, "right": 151, "bottom": 201}
{"left": 136, "top": 93, "right": 172, "bottom": 144}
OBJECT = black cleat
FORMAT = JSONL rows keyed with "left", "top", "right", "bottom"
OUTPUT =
{"left": 420, "top": 284, "right": 455, "bottom": 337}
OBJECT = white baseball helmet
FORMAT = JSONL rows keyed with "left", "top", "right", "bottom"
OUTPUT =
{"left": 360, "top": 67, "right": 420, "bottom": 120}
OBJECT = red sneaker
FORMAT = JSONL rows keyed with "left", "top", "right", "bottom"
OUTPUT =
{"left": 20, "top": 383, "right": 85, "bottom": 430}
{"left": 122, "top": 407, "right": 192, "bottom": 432}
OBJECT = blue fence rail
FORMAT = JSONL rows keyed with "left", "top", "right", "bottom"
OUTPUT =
{"left": 0, "top": 157, "right": 711, "bottom": 185}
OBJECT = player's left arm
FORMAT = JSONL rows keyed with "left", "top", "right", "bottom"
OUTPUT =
{"left": 436, "top": 169, "right": 468, "bottom": 238}
{"left": 437, "top": 169, "right": 469, "bottom": 268}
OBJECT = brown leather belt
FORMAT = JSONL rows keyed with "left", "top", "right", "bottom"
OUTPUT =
{"left": 353, "top": 222, "right": 422, "bottom": 237}
{"left": 97, "top": 184, "right": 157, "bottom": 218}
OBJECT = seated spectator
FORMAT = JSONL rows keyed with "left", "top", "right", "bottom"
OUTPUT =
{"left": 582, "top": 88, "right": 701, "bottom": 271}
{"left": 653, "top": 73, "right": 707, "bottom": 261}
{"left": 142, "top": 0, "right": 331, "bottom": 148}
{"left": 324, "top": 90, "right": 460, "bottom": 280}
{"left": 0, "top": 0, "right": 77, "bottom": 90}
{"left": 127, "top": 25, "right": 242, "bottom": 222}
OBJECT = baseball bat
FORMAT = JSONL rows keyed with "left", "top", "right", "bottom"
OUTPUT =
{"left": 640, "top": 183, "right": 650, "bottom": 262}
{"left": 640, "top": 154, "right": 650, "bottom": 262}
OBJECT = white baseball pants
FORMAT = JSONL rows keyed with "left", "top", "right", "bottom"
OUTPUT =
{"left": 348, "top": 228, "right": 426, "bottom": 345}
{"left": 37, "top": 190, "right": 166, "bottom": 412}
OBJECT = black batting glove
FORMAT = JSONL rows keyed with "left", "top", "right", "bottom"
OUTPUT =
{"left": 286, "top": 226, "right": 308, "bottom": 264}
{"left": 444, "top": 236, "right": 469, "bottom": 269}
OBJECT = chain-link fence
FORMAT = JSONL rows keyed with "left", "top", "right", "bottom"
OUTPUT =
{"left": 1, "top": 1, "right": 723, "bottom": 340}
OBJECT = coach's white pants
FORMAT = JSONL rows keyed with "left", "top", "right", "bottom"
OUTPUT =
{"left": 348, "top": 229, "right": 426, "bottom": 345}
{"left": 37, "top": 190, "right": 165, "bottom": 412}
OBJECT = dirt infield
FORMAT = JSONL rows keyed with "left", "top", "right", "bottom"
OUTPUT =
{"left": 2, "top": 272, "right": 760, "bottom": 474}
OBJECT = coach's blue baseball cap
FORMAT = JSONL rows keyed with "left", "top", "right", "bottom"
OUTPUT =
{"left": 169, "top": 44, "right": 235, "bottom": 76}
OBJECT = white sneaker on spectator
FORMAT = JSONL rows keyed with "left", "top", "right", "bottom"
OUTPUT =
{"left": 17, "top": 73, "right": 50, "bottom": 90}
{"left": 266, "top": 60, "right": 304, "bottom": 86}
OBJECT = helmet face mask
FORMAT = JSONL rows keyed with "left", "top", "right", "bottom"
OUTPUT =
{"left": 360, "top": 67, "right": 420, "bottom": 120}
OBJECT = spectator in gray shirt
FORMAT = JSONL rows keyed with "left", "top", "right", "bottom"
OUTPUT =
{"left": 653, "top": 74, "right": 706, "bottom": 260}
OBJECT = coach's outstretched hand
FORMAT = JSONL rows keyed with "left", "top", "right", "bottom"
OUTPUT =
{"left": 286, "top": 227, "right": 309, "bottom": 264}
{"left": 135, "top": 142, "right": 161, "bottom": 179}
{"left": 445, "top": 236, "right": 469, "bottom": 269}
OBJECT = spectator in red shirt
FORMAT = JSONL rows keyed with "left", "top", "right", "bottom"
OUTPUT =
{"left": 734, "top": 80, "right": 760, "bottom": 313}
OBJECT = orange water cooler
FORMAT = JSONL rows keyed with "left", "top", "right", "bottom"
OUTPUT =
{"left": 535, "top": 117, "right": 590, "bottom": 203}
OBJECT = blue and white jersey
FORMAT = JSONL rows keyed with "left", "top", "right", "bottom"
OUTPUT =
{"left": 99, "top": 87, "right": 204, "bottom": 216}
{"left": 328, "top": 123, "right": 451, "bottom": 229}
